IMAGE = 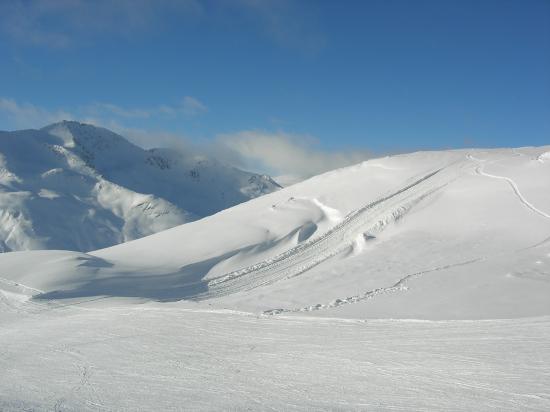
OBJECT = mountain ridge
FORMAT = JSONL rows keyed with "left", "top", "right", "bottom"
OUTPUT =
{"left": 0, "top": 121, "right": 281, "bottom": 252}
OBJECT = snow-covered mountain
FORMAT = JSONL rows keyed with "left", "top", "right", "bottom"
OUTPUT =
{"left": 1, "top": 146, "right": 549, "bottom": 410}
{"left": 0, "top": 121, "right": 281, "bottom": 252}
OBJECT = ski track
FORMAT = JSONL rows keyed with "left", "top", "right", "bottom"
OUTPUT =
{"left": 262, "top": 154, "right": 550, "bottom": 316}
{"left": 4, "top": 154, "right": 548, "bottom": 313}
{"left": 0, "top": 276, "right": 112, "bottom": 317}
{"left": 0, "top": 276, "right": 44, "bottom": 294}
{"left": 195, "top": 166, "right": 459, "bottom": 300}
{"left": 470, "top": 154, "right": 550, "bottom": 220}
{"left": 263, "top": 228, "right": 550, "bottom": 316}
{"left": 263, "top": 257, "right": 483, "bottom": 316}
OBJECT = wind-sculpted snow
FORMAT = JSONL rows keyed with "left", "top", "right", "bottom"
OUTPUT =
{"left": 201, "top": 167, "right": 453, "bottom": 299}
{"left": 257, "top": 154, "right": 550, "bottom": 317}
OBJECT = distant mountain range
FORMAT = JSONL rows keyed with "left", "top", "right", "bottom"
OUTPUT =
{"left": 0, "top": 121, "right": 281, "bottom": 252}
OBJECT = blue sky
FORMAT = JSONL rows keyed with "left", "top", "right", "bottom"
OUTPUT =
{"left": 0, "top": 0, "right": 549, "bottom": 177}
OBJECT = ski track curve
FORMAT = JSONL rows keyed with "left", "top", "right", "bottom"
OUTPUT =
{"left": 263, "top": 154, "right": 550, "bottom": 316}
{"left": 4, "top": 154, "right": 548, "bottom": 315}
{"left": 470, "top": 154, "right": 550, "bottom": 220}
{"left": 194, "top": 165, "right": 460, "bottom": 300}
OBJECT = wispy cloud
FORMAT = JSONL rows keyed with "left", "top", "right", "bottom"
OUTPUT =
{"left": 0, "top": 96, "right": 208, "bottom": 131}
{"left": 84, "top": 97, "right": 208, "bottom": 120}
{"left": 181, "top": 96, "right": 208, "bottom": 116}
{"left": 230, "top": 0, "right": 325, "bottom": 54}
{"left": 0, "top": 97, "right": 368, "bottom": 182}
{"left": 0, "top": 0, "right": 324, "bottom": 53}
{"left": 215, "top": 130, "right": 371, "bottom": 182}
{"left": 0, "top": 97, "right": 73, "bottom": 129}
{"left": 0, "top": 0, "right": 202, "bottom": 48}
{"left": 113, "top": 128, "right": 368, "bottom": 183}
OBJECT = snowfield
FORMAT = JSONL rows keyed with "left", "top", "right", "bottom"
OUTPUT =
{"left": 1, "top": 307, "right": 549, "bottom": 411}
{"left": 1, "top": 146, "right": 549, "bottom": 410}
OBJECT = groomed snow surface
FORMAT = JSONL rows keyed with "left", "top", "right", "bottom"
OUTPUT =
{"left": 1, "top": 147, "right": 550, "bottom": 410}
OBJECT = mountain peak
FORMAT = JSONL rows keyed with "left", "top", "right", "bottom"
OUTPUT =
{"left": 41, "top": 121, "right": 144, "bottom": 170}
{"left": 42, "top": 120, "right": 126, "bottom": 145}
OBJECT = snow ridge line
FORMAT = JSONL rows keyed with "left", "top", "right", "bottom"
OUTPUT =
{"left": 208, "top": 168, "right": 443, "bottom": 286}
{"left": 194, "top": 167, "right": 454, "bottom": 299}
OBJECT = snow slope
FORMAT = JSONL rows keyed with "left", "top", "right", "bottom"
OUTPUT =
{"left": 0, "top": 121, "right": 280, "bottom": 252}
{"left": 1, "top": 146, "right": 549, "bottom": 319}
{"left": 1, "top": 146, "right": 549, "bottom": 410}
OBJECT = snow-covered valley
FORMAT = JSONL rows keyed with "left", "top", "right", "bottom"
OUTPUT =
{"left": 1, "top": 146, "right": 549, "bottom": 410}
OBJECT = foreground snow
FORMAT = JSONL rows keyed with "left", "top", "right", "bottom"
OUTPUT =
{"left": 1, "top": 303, "right": 549, "bottom": 411}
{"left": 1, "top": 146, "right": 549, "bottom": 409}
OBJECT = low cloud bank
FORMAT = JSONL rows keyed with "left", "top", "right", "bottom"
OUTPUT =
{"left": 116, "top": 128, "right": 370, "bottom": 184}
{"left": 0, "top": 97, "right": 370, "bottom": 184}
{"left": 213, "top": 131, "right": 371, "bottom": 183}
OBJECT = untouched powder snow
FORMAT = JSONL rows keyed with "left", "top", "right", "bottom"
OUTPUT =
{"left": 1, "top": 146, "right": 549, "bottom": 410}
{"left": 0, "top": 121, "right": 281, "bottom": 252}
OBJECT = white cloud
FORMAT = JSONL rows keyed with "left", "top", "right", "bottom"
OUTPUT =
{"left": 113, "top": 127, "right": 367, "bottom": 183}
{"left": 215, "top": 130, "right": 371, "bottom": 181}
{"left": 0, "top": 97, "right": 369, "bottom": 182}
{"left": 181, "top": 96, "right": 208, "bottom": 116}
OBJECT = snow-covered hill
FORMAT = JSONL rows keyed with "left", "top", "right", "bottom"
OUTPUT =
{"left": 1, "top": 146, "right": 549, "bottom": 318}
{"left": 1, "top": 146, "right": 549, "bottom": 410}
{"left": 0, "top": 121, "right": 281, "bottom": 252}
